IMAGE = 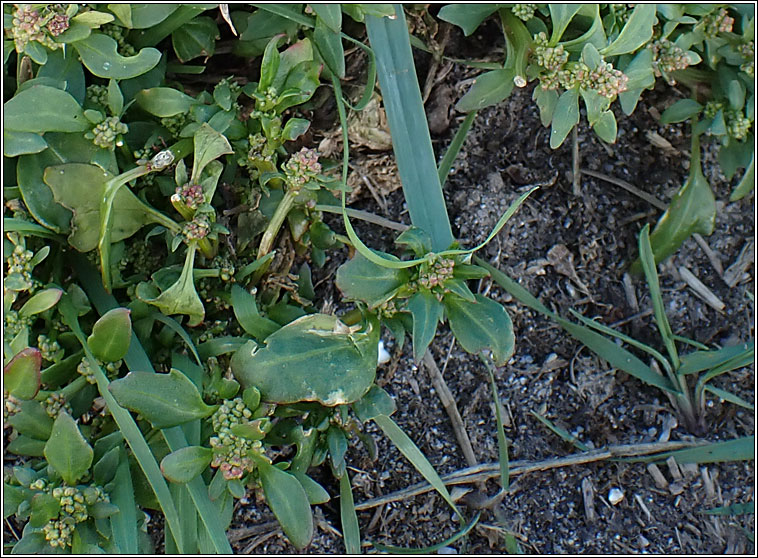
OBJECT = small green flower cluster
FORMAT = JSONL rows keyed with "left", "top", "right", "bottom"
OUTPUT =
{"left": 118, "top": 240, "right": 162, "bottom": 276}
{"left": 210, "top": 398, "right": 267, "bottom": 480}
{"left": 418, "top": 256, "right": 455, "bottom": 290}
{"left": 8, "top": 4, "right": 68, "bottom": 52}
{"left": 100, "top": 23, "right": 136, "bottom": 56}
{"left": 38, "top": 334, "right": 63, "bottom": 363}
{"left": 511, "top": 4, "right": 536, "bottom": 21}
{"left": 44, "top": 392, "right": 70, "bottom": 419}
{"left": 251, "top": 87, "right": 279, "bottom": 116}
{"left": 161, "top": 113, "right": 190, "bottom": 137}
{"left": 4, "top": 309, "right": 32, "bottom": 339}
{"left": 85, "top": 116, "right": 129, "bottom": 149}
{"left": 704, "top": 101, "right": 724, "bottom": 120}
{"left": 31, "top": 481, "right": 110, "bottom": 549}
{"left": 77, "top": 357, "right": 122, "bottom": 384}
{"left": 283, "top": 148, "right": 322, "bottom": 192}
{"left": 533, "top": 32, "right": 569, "bottom": 73}
{"left": 740, "top": 41, "right": 754, "bottom": 78}
{"left": 6, "top": 244, "right": 38, "bottom": 292}
{"left": 212, "top": 255, "right": 236, "bottom": 282}
{"left": 173, "top": 183, "right": 205, "bottom": 211}
{"left": 242, "top": 133, "right": 276, "bottom": 175}
{"left": 590, "top": 61, "right": 629, "bottom": 99}
{"left": 727, "top": 111, "right": 752, "bottom": 140}
{"left": 182, "top": 215, "right": 211, "bottom": 242}
{"left": 86, "top": 84, "right": 109, "bottom": 107}
{"left": 4, "top": 391, "right": 22, "bottom": 420}
{"left": 649, "top": 39, "right": 692, "bottom": 84}
{"left": 701, "top": 7, "right": 734, "bottom": 38}
{"left": 378, "top": 298, "right": 400, "bottom": 319}
{"left": 196, "top": 319, "right": 228, "bottom": 343}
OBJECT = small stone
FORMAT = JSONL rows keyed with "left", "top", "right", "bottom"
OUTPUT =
{"left": 608, "top": 487, "right": 624, "bottom": 505}
{"left": 437, "top": 546, "right": 457, "bottom": 554}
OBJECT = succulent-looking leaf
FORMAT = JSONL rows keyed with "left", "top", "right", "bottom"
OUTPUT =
{"left": 3, "top": 130, "right": 48, "bottom": 157}
{"left": 135, "top": 87, "right": 197, "bottom": 117}
{"left": 73, "top": 33, "right": 161, "bottom": 79}
{"left": 550, "top": 88, "right": 580, "bottom": 148}
{"left": 456, "top": 68, "right": 516, "bottom": 114}
{"left": 230, "top": 314, "right": 379, "bottom": 405}
{"left": 437, "top": 4, "right": 498, "bottom": 36}
{"left": 7, "top": 400, "right": 53, "bottom": 440}
{"left": 601, "top": 4, "right": 657, "bottom": 56}
{"left": 445, "top": 294, "right": 515, "bottom": 366}
{"left": 407, "top": 290, "right": 444, "bottom": 363}
{"left": 44, "top": 412, "right": 94, "bottom": 485}
{"left": 4, "top": 85, "right": 88, "bottom": 133}
{"left": 336, "top": 253, "right": 410, "bottom": 308}
{"left": 190, "top": 123, "right": 233, "bottom": 184}
{"left": 108, "top": 369, "right": 218, "bottom": 429}
{"left": 352, "top": 385, "right": 397, "bottom": 422}
{"left": 256, "top": 457, "right": 314, "bottom": 549}
{"left": 160, "top": 446, "right": 213, "bottom": 483}
{"left": 3, "top": 348, "right": 42, "bottom": 399}
{"left": 87, "top": 307, "right": 132, "bottom": 362}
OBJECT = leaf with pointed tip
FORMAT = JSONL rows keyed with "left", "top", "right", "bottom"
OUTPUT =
{"left": 44, "top": 412, "right": 94, "bottom": 485}
{"left": 87, "top": 307, "right": 132, "bottom": 362}
{"left": 18, "top": 288, "right": 63, "bottom": 317}
{"left": 445, "top": 294, "right": 515, "bottom": 366}
{"left": 336, "top": 253, "right": 410, "bottom": 308}
{"left": 4, "top": 348, "right": 42, "bottom": 399}
{"left": 160, "top": 446, "right": 213, "bottom": 483}
{"left": 407, "top": 290, "right": 443, "bottom": 362}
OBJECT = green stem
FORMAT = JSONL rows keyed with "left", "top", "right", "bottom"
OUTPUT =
{"left": 257, "top": 189, "right": 297, "bottom": 259}
{"left": 35, "top": 375, "right": 88, "bottom": 402}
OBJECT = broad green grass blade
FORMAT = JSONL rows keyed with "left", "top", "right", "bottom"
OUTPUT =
{"left": 481, "top": 355, "right": 511, "bottom": 490}
{"left": 109, "top": 447, "right": 139, "bottom": 553}
{"left": 639, "top": 224, "right": 679, "bottom": 368}
{"left": 695, "top": 346, "right": 755, "bottom": 407}
{"left": 366, "top": 5, "right": 454, "bottom": 251}
{"left": 568, "top": 308, "right": 672, "bottom": 375}
{"left": 703, "top": 385, "right": 755, "bottom": 410}
{"left": 631, "top": 436, "right": 755, "bottom": 464}
{"left": 373, "top": 414, "right": 463, "bottom": 520}
{"left": 73, "top": 254, "right": 233, "bottom": 554}
{"left": 678, "top": 342, "right": 752, "bottom": 375}
{"left": 370, "top": 511, "right": 480, "bottom": 554}
{"left": 438, "top": 111, "right": 477, "bottom": 186}
{"left": 529, "top": 410, "right": 591, "bottom": 452}
{"left": 339, "top": 473, "right": 361, "bottom": 554}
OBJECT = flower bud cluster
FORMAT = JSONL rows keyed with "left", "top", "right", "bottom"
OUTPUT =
{"left": 726, "top": 110, "right": 752, "bottom": 140}
{"left": 252, "top": 87, "right": 279, "bottom": 116}
{"left": 86, "top": 116, "right": 129, "bottom": 149}
{"left": 196, "top": 319, "right": 227, "bottom": 343}
{"left": 242, "top": 133, "right": 276, "bottom": 174}
{"left": 38, "top": 334, "right": 63, "bottom": 363}
{"left": 44, "top": 392, "right": 71, "bottom": 419}
{"left": 8, "top": 4, "right": 67, "bottom": 52}
{"left": 511, "top": 4, "right": 536, "bottom": 21}
{"left": 419, "top": 256, "right": 455, "bottom": 290}
{"left": 209, "top": 398, "right": 266, "bottom": 480}
{"left": 703, "top": 101, "right": 724, "bottom": 120}
{"left": 173, "top": 183, "right": 205, "bottom": 211}
{"left": 77, "top": 357, "right": 122, "bottom": 384}
{"left": 212, "top": 256, "right": 236, "bottom": 282}
{"left": 649, "top": 39, "right": 691, "bottom": 84}
{"left": 378, "top": 298, "right": 400, "bottom": 319}
{"left": 86, "top": 84, "right": 109, "bottom": 107}
{"left": 118, "top": 241, "right": 161, "bottom": 275}
{"left": 6, "top": 244, "right": 38, "bottom": 292}
{"left": 590, "top": 61, "right": 629, "bottom": 99}
{"left": 701, "top": 7, "right": 734, "bottom": 38}
{"left": 100, "top": 23, "right": 136, "bottom": 56}
{"left": 160, "top": 113, "right": 190, "bottom": 137}
{"left": 4, "top": 391, "right": 22, "bottom": 420}
{"left": 533, "top": 32, "right": 569, "bottom": 73}
{"left": 4, "top": 309, "right": 32, "bottom": 339}
{"left": 283, "top": 148, "right": 322, "bottom": 192}
{"left": 182, "top": 215, "right": 211, "bottom": 241}
{"left": 41, "top": 485, "right": 109, "bottom": 548}
{"left": 740, "top": 41, "right": 754, "bottom": 78}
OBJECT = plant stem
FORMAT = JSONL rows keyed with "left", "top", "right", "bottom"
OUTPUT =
{"left": 257, "top": 189, "right": 297, "bottom": 259}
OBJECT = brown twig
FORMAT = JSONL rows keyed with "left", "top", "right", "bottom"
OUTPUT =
{"left": 353, "top": 440, "right": 706, "bottom": 511}
{"left": 572, "top": 126, "right": 581, "bottom": 196}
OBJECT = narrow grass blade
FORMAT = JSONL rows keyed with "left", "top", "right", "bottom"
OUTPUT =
{"left": 670, "top": 334, "right": 710, "bottom": 351}
{"left": 529, "top": 411, "right": 590, "bottom": 452}
{"left": 438, "top": 111, "right": 477, "bottom": 186}
{"left": 703, "top": 385, "right": 755, "bottom": 410}
{"left": 568, "top": 308, "right": 672, "bottom": 375}
{"left": 339, "top": 473, "right": 361, "bottom": 554}
{"left": 151, "top": 313, "right": 202, "bottom": 366}
{"left": 373, "top": 414, "right": 463, "bottom": 520}
{"left": 3, "top": 217, "right": 62, "bottom": 240}
{"left": 371, "top": 511, "right": 480, "bottom": 554}
{"left": 638, "top": 224, "right": 679, "bottom": 368}
{"left": 678, "top": 342, "right": 751, "bottom": 375}
{"left": 197, "top": 336, "right": 249, "bottom": 360}
{"left": 695, "top": 346, "right": 755, "bottom": 407}
{"left": 631, "top": 436, "right": 755, "bottom": 464}
{"left": 109, "top": 447, "right": 138, "bottom": 553}
{"left": 480, "top": 355, "right": 510, "bottom": 490}
{"left": 236, "top": 251, "right": 276, "bottom": 282}
{"left": 252, "top": 3, "right": 315, "bottom": 27}
{"left": 474, "top": 257, "right": 555, "bottom": 316}
{"left": 366, "top": 5, "right": 454, "bottom": 250}
{"left": 703, "top": 501, "right": 754, "bottom": 515}
{"left": 341, "top": 36, "right": 377, "bottom": 112}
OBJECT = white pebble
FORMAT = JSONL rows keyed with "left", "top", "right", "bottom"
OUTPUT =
{"left": 608, "top": 487, "right": 625, "bottom": 505}
{"left": 377, "top": 340, "right": 391, "bottom": 365}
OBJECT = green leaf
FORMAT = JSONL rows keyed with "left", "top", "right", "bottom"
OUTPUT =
{"left": 592, "top": 110, "right": 618, "bottom": 143}
{"left": 36, "top": 47, "right": 85, "bottom": 103}
{"left": 107, "top": 4, "right": 133, "bottom": 27}
{"left": 660, "top": 99, "right": 703, "bottom": 124}
{"left": 87, "top": 307, "right": 132, "bottom": 362}
{"left": 44, "top": 411, "right": 94, "bottom": 485}
{"left": 161, "top": 446, "right": 213, "bottom": 483}
{"left": 18, "top": 288, "right": 63, "bottom": 317}
{"left": 601, "top": 4, "right": 657, "bottom": 56}
{"left": 637, "top": 436, "right": 755, "bottom": 464}
{"left": 256, "top": 457, "right": 314, "bottom": 549}
{"left": 73, "top": 10, "right": 115, "bottom": 27}
{"left": 548, "top": 4, "right": 582, "bottom": 43}
{"left": 437, "top": 4, "right": 499, "bottom": 36}
{"left": 259, "top": 34, "right": 284, "bottom": 91}
{"left": 703, "top": 385, "right": 754, "bottom": 410}
{"left": 73, "top": 33, "right": 161, "bottom": 79}
{"left": 730, "top": 154, "right": 754, "bottom": 201}
{"left": 339, "top": 473, "right": 361, "bottom": 553}
{"left": 550, "top": 88, "right": 580, "bottom": 148}
{"left": 366, "top": 10, "right": 454, "bottom": 251}
{"left": 336, "top": 253, "right": 410, "bottom": 307}
{"left": 172, "top": 16, "right": 219, "bottom": 63}
{"left": 456, "top": 69, "right": 516, "bottom": 112}
{"left": 293, "top": 472, "right": 330, "bottom": 505}
{"left": 231, "top": 314, "right": 379, "bottom": 405}
{"left": 3, "top": 131, "right": 48, "bottom": 157}
{"left": 444, "top": 294, "right": 514, "bottom": 366}
{"left": 352, "top": 384, "right": 397, "bottom": 422}
{"left": 3, "top": 348, "right": 41, "bottom": 400}
{"left": 130, "top": 5, "right": 178, "bottom": 28}
{"left": 44, "top": 163, "right": 159, "bottom": 252}
{"left": 230, "top": 285, "right": 279, "bottom": 340}
{"left": 312, "top": 4, "right": 342, "bottom": 32}
{"left": 107, "top": 79, "right": 124, "bottom": 116}
{"left": 108, "top": 368, "right": 218, "bottom": 429}
{"left": 281, "top": 117, "right": 310, "bottom": 141}
{"left": 407, "top": 290, "right": 444, "bottom": 363}
{"left": 703, "top": 501, "right": 754, "bottom": 516}
{"left": 135, "top": 87, "right": 198, "bottom": 117}
{"left": 679, "top": 343, "right": 752, "bottom": 375}
{"left": 190, "top": 123, "right": 233, "bottom": 184}
{"left": 534, "top": 86, "right": 559, "bottom": 126}
{"left": 4, "top": 85, "right": 88, "bottom": 133}
{"left": 373, "top": 414, "right": 462, "bottom": 519}
{"left": 7, "top": 435, "right": 46, "bottom": 457}
{"left": 313, "top": 18, "right": 345, "bottom": 78}
{"left": 7, "top": 400, "right": 53, "bottom": 440}
{"left": 30, "top": 492, "right": 61, "bottom": 528}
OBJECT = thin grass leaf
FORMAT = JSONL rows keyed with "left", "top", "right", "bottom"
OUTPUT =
{"left": 373, "top": 414, "right": 463, "bottom": 520}
{"left": 695, "top": 346, "right": 755, "bottom": 407}
{"left": 481, "top": 355, "right": 510, "bottom": 490}
{"left": 197, "top": 336, "right": 249, "bottom": 360}
{"left": 339, "top": 473, "right": 361, "bottom": 554}
{"left": 3, "top": 217, "right": 62, "bottom": 240}
{"left": 150, "top": 313, "right": 202, "bottom": 366}
{"left": 670, "top": 334, "right": 710, "bottom": 351}
{"left": 703, "top": 502, "right": 754, "bottom": 516}
{"left": 365, "top": 5, "right": 453, "bottom": 250}
{"left": 438, "top": 111, "right": 477, "bottom": 186}
{"left": 639, "top": 224, "right": 679, "bottom": 368}
{"left": 236, "top": 252, "right": 276, "bottom": 282}
{"left": 475, "top": 257, "right": 556, "bottom": 316}
{"left": 341, "top": 35, "right": 377, "bottom": 112}
{"left": 530, "top": 411, "right": 591, "bottom": 452}
{"left": 108, "top": 447, "right": 138, "bottom": 553}
{"left": 370, "top": 511, "right": 481, "bottom": 554}
{"left": 679, "top": 342, "right": 753, "bottom": 376}
{"left": 631, "top": 436, "right": 755, "bottom": 464}
{"left": 703, "top": 385, "right": 755, "bottom": 410}
{"left": 252, "top": 3, "right": 315, "bottom": 28}
{"left": 568, "top": 308, "right": 672, "bottom": 375}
